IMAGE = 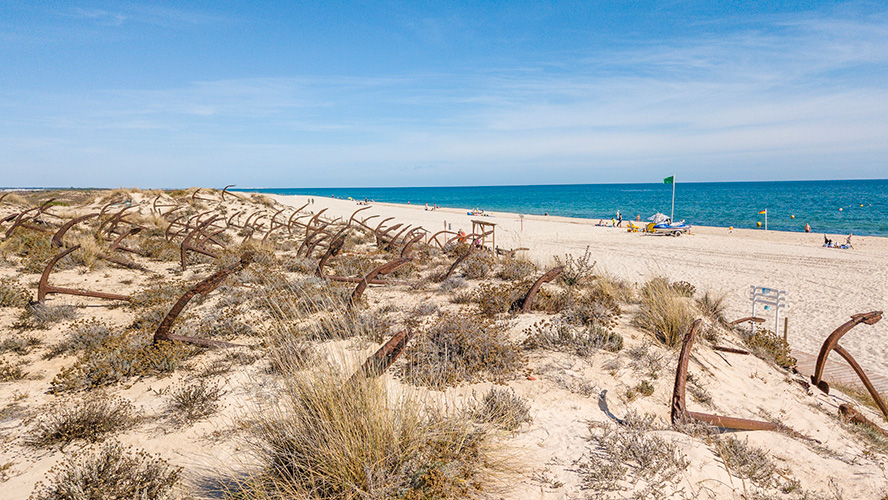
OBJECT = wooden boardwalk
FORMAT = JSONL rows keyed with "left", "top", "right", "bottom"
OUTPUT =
{"left": 794, "top": 350, "right": 888, "bottom": 397}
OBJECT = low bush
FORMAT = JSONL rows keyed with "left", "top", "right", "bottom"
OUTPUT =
{"left": 497, "top": 256, "right": 537, "bottom": 281}
{"left": 167, "top": 379, "right": 225, "bottom": 423}
{"left": 30, "top": 440, "right": 181, "bottom": 500}
{"left": 50, "top": 335, "right": 189, "bottom": 393}
{"left": 46, "top": 319, "right": 114, "bottom": 358}
{"left": 0, "top": 359, "right": 26, "bottom": 382}
{"left": 712, "top": 435, "right": 776, "bottom": 488}
{"left": 554, "top": 246, "right": 596, "bottom": 286}
{"left": 697, "top": 290, "right": 728, "bottom": 325}
{"left": 461, "top": 251, "right": 496, "bottom": 279}
{"left": 472, "top": 386, "right": 532, "bottom": 430}
{"left": 0, "top": 276, "right": 31, "bottom": 307}
{"left": 439, "top": 276, "right": 467, "bottom": 293}
{"left": 401, "top": 311, "right": 523, "bottom": 388}
{"left": 522, "top": 318, "right": 623, "bottom": 355}
{"left": 27, "top": 394, "right": 135, "bottom": 447}
{"left": 0, "top": 334, "right": 41, "bottom": 355}
{"left": 742, "top": 328, "right": 796, "bottom": 370}
{"left": 19, "top": 303, "right": 78, "bottom": 329}
{"left": 579, "top": 412, "right": 688, "bottom": 494}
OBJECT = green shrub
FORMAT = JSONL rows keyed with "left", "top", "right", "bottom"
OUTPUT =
{"left": 27, "top": 394, "right": 135, "bottom": 447}
{"left": 743, "top": 328, "right": 796, "bottom": 369}
{"left": 401, "top": 311, "right": 523, "bottom": 388}
{"left": 29, "top": 441, "right": 181, "bottom": 500}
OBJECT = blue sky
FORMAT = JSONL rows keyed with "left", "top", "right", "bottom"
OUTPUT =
{"left": 1, "top": 1, "right": 886, "bottom": 188}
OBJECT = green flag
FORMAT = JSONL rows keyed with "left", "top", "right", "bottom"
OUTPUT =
{"left": 664, "top": 175, "right": 674, "bottom": 184}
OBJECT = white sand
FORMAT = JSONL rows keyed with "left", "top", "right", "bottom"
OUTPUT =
{"left": 269, "top": 193, "right": 888, "bottom": 380}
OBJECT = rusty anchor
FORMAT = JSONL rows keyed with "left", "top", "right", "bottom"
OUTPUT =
{"left": 315, "top": 233, "right": 347, "bottom": 277}
{"left": 352, "top": 328, "right": 414, "bottom": 379}
{"left": 38, "top": 245, "right": 131, "bottom": 303}
{"left": 517, "top": 266, "right": 564, "bottom": 313}
{"left": 810, "top": 311, "right": 887, "bottom": 418}
{"left": 350, "top": 257, "right": 409, "bottom": 307}
{"left": 154, "top": 252, "right": 254, "bottom": 348}
{"left": 671, "top": 319, "right": 784, "bottom": 432}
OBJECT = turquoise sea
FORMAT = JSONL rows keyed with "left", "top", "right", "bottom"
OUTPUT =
{"left": 244, "top": 179, "right": 888, "bottom": 237}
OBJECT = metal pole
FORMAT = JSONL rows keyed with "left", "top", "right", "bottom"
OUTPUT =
{"left": 671, "top": 176, "right": 675, "bottom": 222}
{"left": 783, "top": 316, "right": 789, "bottom": 342}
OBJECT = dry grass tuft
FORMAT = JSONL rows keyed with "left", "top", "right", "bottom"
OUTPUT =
{"left": 29, "top": 440, "right": 181, "bottom": 500}
{"left": 19, "top": 303, "right": 78, "bottom": 329}
{"left": 472, "top": 386, "right": 532, "bottom": 430}
{"left": 632, "top": 277, "right": 697, "bottom": 347}
{"left": 0, "top": 358, "right": 27, "bottom": 382}
{"left": 232, "top": 366, "right": 506, "bottom": 500}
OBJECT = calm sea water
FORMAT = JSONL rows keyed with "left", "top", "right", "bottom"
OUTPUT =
{"left": 244, "top": 179, "right": 888, "bottom": 237}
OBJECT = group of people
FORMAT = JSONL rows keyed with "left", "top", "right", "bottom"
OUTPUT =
{"left": 823, "top": 233, "right": 853, "bottom": 249}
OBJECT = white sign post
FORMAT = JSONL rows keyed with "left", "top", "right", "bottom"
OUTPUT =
{"left": 750, "top": 286, "right": 788, "bottom": 337}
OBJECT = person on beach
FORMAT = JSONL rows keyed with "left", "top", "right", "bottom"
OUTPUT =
{"left": 804, "top": 222, "right": 811, "bottom": 233}
{"left": 616, "top": 211, "right": 623, "bottom": 227}
{"left": 845, "top": 233, "right": 854, "bottom": 249}
{"left": 457, "top": 229, "right": 466, "bottom": 243}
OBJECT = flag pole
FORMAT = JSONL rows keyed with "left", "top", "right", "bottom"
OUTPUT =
{"left": 671, "top": 175, "right": 675, "bottom": 222}
{"left": 765, "top": 209, "right": 768, "bottom": 231}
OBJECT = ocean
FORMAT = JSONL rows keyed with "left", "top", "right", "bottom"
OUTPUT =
{"left": 243, "top": 179, "right": 888, "bottom": 237}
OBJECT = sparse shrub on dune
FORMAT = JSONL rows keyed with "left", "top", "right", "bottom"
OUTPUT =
{"left": 0, "top": 358, "right": 27, "bottom": 382}
{"left": 554, "top": 246, "right": 596, "bottom": 286}
{"left": 27, "top": 393, "right": 135, "bottom": 447}
{"left": 50, "top": 335, "right": 189, "bottom": 393}
{"left": 401, "top": 311, "right": 523, "bottom": 388}
{"left": 232, "top": 365, "right": 506, "bottom": 500}
{"left": 742, "top": 328, "right": 797, "bottom": 370}
{"left": 579, "top": 412, "right": 688, "bottom": 495}
{"left": 0, "top": 229, "right": 60, "bottom": 273}
{"left": 522, "top": 318, "right": 623, "bottom": 355}
{"left": 18, "top": 303, "right": 78, "bottom": 329}
{"left": 167, "top": 379, "right": 225, "bottom": 423}
{"left": 29, "top": 440, "right": 181, "bottom": 500}
{"left": 497, "top": 256, "right": 538, "bottom": 281}
{"left": 0, "top": 276, "right": 31, "bottom": 307}
{"left": 461, "top": 250, "right": 496, "bottom": 279}
{"left": 472, "top": 386, "right": 532, "bottom": 431}
{"left": 633, "top": 277, "right": 697, "bottom": 348}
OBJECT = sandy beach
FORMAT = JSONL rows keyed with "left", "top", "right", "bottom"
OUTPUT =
{"left": 269, "top": 193, "right": 888, "bottom": 380}
{"left": 1, "top": 188, "right": 887, "bottom": 499}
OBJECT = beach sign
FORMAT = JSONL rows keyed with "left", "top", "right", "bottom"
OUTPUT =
{"left": 749, "top": 285, "right": 787, "bottom": 337}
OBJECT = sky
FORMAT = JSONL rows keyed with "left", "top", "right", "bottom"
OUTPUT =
{"left": 1, "top": 1, "right": 886, "bottom": 188}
